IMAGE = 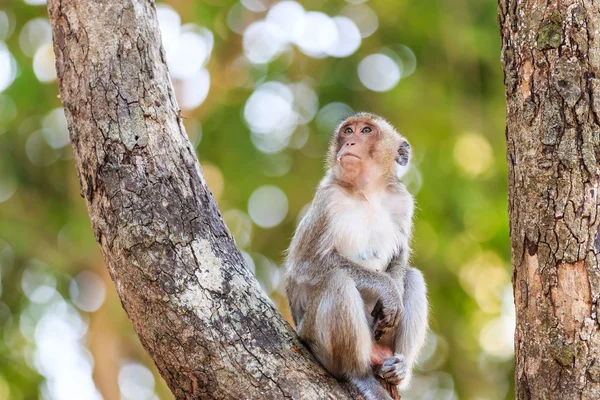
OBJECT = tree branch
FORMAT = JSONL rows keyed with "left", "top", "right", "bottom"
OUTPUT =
{"left": 47, "top": 0, "right": 358, "bottom": 398}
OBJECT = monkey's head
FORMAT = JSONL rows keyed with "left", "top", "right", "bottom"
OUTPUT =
{"left": 328, "top": 112, "right": 410, "bottom": 188}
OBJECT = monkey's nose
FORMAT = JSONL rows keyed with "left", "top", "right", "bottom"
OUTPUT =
{"left": 347, "top": 142, "right": 356, "bottom": 146}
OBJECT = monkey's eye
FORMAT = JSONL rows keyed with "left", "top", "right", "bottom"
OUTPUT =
{"left": 361, "top": 126, "right": 372, "bottom": 134}
{"left": 344, "top": 127, "right": 353, "bottom": 135}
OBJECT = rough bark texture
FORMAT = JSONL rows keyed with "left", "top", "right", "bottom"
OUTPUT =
{"left": 499, "top": 1, "right": 600, "bottom": 399}
{"left": 47, "top": 1, "right": 359, "bottom": 398}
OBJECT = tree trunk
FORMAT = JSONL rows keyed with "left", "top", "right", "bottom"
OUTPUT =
{"left": 499, "top": 1, "right": 600, "bottom": 399}
{"left": 47, "top": 1, "right": 358, "bottom": 398}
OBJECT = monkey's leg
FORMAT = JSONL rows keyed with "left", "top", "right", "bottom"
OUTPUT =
{"left": 387, "top": 267, "right": 428, "bottom": 389}
{"left": 297, "top": 272, "right": 392, "bottom": 400}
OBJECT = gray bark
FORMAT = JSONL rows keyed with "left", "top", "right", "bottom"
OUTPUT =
{"left": 47, "top": 1, "right": 358, "bottom": 398}
{"left": 499, "top": 1, "right": 600, "bottom": 399}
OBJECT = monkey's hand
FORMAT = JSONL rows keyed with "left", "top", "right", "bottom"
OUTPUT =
{"left": 371, "top": 288, "right": 403, "bottom": 340}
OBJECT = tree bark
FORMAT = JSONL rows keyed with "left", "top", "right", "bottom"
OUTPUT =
{"left": 499, "top": 1, "right": 600, "bottom": 399}
{"left": 47, "top": 1, "right": 358, "bottom": 398}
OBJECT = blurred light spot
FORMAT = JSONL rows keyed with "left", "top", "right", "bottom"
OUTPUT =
{"left": 251, "top": 132, "right": 289, "bottom": 154}
{"left": 57, "top": 223, "right": 75, "bottom": 251}
{"left": 453, "top": 132, "right": 494, "bottom": 177}
{"left": 0, "top": 42, "right": 17, "bottom": 92}
{"left": 0, "top": 302, "right": 11, "bottom": 328}
{"left": 185, "top": 120, "right": 202, "bottom": 147}
{"left": 20, "top": 310, "right": 37, "bottom": 341}
{"left": 26, "top": 130, "right": 61, "bottom": 166}
{"left": 252, "top": 253, "right": 280, "bottom": 293}
{"left": 248, "top": 185, "right": 288, "bottom": 228}
{"left": 293, "top": 11, "right": 337, "bottom": 58}
{"left": 119, "top": 362, "right": 156, "bottom": 400}
{"left": 316, "top": 102, "right": 354, "bottom": 133}
{"left": 0, "top": 11, "right": 10, "bottom": 41}
{"left": 35, "top": 300, "right": 89, "bottom": 343}
{"left": 288, "top": 125, "right": 309, "bottom": 149}
{"left": 341, "top": 4, "right": 378, "bottom": 38}
{"left": 402, "top": 165, "right": 422, "bottom": 194}
{"left": 174, "top": 69, "right": 210, "bottom": 110}
{"left": 241, "top": 251, "right": 256, "bottom": 274}
{"left": 397, "top": 44, "right": 417, "bottom": 78}
{"left": 419, "top": 332, "right": 438, "bottom": 366}
{"left": 261, "top": 153, "right": 293, "bottom": 177}
{"left": 227, "top": 2, "right": 257, "bottom": 35}
{"left": 418, "top": 331, "right": 450, "bottom": 371}
{"left": 244, "top": 82, "right": 297, "bottom": 153}
{"left": 241, "top": 0, "right": 268, "bottom": 12}
{"left": 34, "top": 298, "right": 102, "bottom": 400}
{"left": 201, "top": 162, "right": 224, "bottom": 201}
{"left": 326, "top": 16, "right": 361, "bottom": 57}
{"left": 224, "top": 209, "right": 253, "bottom": 248}
{"left": 156, "top": 4, "right": 181, "bottom": 57}
{"left": 405, "top": 372, "right": 457, "bottom": 400}
{"left": 445, "top": 233, "right": 481, "bottom": 273}
{"left": 69, "top": 271, "right": 106, "bottom": 313}
{"left": 266, "top": 1, "right": 306, "bottom": 43}
{"left": 243, "top": 21, "right": 286, "bottom": 64}
{"left": 358, "top": 53, "right": 401, "bottom": 92}
{"left": 42, "top": 108, "right": 70, "bottom": 148}
{"left": 501, "top": 285, "right": 515, "bottom": 319}
{"left": 345, "top": 0, "right": 368, "bottom": 3}
{"left": 157, "top": 8, "right": 213, "bottom": 110}
{"left": 241, "top": 3, "right": 364, "bottom": 62}
{"left": 289, "top": 81, "right": 318, "bottom": 124}
{"left": 24, "top": 0, "right": 47, "bottom": 5}
{"left": 167, "top": 25, "right": 213, "bottom": 79}
{"left": 19, "top": 18, "right": 52, "bottom": 57}
{"left": 33, "top": 43, "right": 57, "bottom": 82}
{"left": 0, "top": 239, "right": 14, "bottom": 273}
{"left": 21, "top": 260, "right": 57, "bottom": 304}
{"left": 0, "top": 176, "right": 16, "bottom": 203}
{"left": 459, "top": 251, "right": 509, "bottom": 314}
{"left": 479, "top": 316, "right": 514, "bottom": 360}
{"left": 222, "top": 55, "right": 253, "bottom": 89}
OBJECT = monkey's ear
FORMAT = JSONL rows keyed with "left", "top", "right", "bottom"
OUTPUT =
{"left": 396, "top": 141, "right": 411, "bottom": 166}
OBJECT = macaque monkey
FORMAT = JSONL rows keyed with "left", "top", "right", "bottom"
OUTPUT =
{"left": 285, "top": 113, "right": 428, "bottom": 399}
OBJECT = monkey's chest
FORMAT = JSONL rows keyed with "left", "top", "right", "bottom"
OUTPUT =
{"left": 330, "top": 202, "right": 403, "bottom": 273}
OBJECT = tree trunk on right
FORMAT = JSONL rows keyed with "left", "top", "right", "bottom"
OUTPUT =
{"left": 499, "top": 1, "right": 600, "bottom": 399}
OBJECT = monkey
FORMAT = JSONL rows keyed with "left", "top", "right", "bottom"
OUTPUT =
{"left": 284, "top": 113, "right": 428, "bottom": 400}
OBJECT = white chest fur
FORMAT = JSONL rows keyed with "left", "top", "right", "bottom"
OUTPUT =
{"left": 326, "top": 189, "right": 406, "bottom": 272}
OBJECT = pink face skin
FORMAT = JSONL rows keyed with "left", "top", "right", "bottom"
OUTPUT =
{"left": 335, "top": 119, "right": 381, "bottom": 186}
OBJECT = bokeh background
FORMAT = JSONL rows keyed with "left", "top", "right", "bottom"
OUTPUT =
{"left": 0, "top": 0, "right": 511, "bottom": 399}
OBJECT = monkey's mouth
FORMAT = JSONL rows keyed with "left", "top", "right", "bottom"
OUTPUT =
{"left": 337, "top": 153, "right": 361, "bottom": 162}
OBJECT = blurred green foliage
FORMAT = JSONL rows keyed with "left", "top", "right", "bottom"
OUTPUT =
{"left": 0, "top": 0, "right": 511, "bottom": 399}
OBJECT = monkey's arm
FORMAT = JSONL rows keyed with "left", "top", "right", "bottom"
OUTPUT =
{"left": 325, "top": 251, "right": 402, "bottom": 331}
{"left": 386, "top": 251, "right": 409, "bottom": 291}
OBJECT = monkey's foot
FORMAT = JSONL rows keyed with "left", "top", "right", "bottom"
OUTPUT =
{"left": 351, "top": 376, "right": 393, "bottom": 400}
{"left": 376, "top": 354, "right": 406, "bottom": 385}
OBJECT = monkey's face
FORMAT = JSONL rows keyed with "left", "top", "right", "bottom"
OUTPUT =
{"left": 335, "top": 118, "right": 380, "bottom": 174}
{"left": 331, "top": 115, "right": 407, "bottom": 186}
